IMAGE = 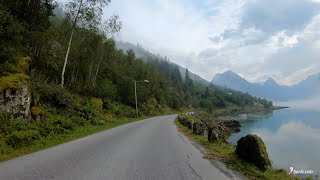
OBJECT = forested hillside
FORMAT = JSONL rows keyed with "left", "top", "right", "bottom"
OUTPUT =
{"left": 116, "top": 41, "right": 210, "bottom": 85}
{"left": 0, "top": 0, "right": 272, "bottom": 156}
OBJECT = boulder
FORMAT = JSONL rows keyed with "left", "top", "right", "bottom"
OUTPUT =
{"left": 218, "top": 120, "right": 241, "bottom": 133}
{"left": 193, "top": 121, "right": 207, "bottom": 135}
{"left": 207, "top": 125, "right": 228, "bottom": 143}
{"left": 0, "top": 79, "right": 31, "bottom": 121}
{"left": 178, "top": 116, "right": 193, "bottom": 129}
{"left": 235, "top": 134, "right": 271, "bottom": 171}
{"left": 185, "top": 120, "right": 193, "bottom": 130}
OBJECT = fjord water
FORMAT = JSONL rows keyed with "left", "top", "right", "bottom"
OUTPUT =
{"left": 228, "top": 108, "right": 320, "bottom": 176}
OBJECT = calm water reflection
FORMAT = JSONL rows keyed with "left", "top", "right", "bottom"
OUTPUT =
{"left": 228, "top": 108, "right": 320, "bottom": 176}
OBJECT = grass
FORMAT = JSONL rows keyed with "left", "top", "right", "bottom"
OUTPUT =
{"left": 0, "top": 115, "right": 156, "bottom": 162}
{"left": 175, "top": 119, "right": 300, "bottom": 180}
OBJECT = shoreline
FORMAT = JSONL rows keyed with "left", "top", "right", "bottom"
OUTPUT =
{"left": 211, "top": 105, "right": 289, "bottom": 118}
{"left": 176, "top": 109, "right": 298, "bottom": 180}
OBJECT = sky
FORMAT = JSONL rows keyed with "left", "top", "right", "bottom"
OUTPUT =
{"left": 59, "top": 0, "right": 320, "bottom": 85}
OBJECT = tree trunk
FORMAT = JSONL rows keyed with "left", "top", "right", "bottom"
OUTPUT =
{"left": 61, "top": 29, "right": 74, "bottom": 87}
{"left": 60, "top": 0, "right": 83, "bottom": 87}
{"left": 88, "top": 64, "right": 93, "bottom": 82}
{"left": 92, "top": 54, "right": 102, "bottom": 86}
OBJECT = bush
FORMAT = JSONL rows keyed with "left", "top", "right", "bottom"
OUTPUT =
{"left": 32, "top": 81, "right": 75, "bottom": 108}
{"left": 90, "top": 119, "right": 105, "bottom": 126}
{"left": 31, "top": 106, "right": 45, "bottom": 120}
{"left": 90, "top": 97, "right": 103, "bottom": 112}
{"left": 94, "top": 79, "right": 117, "bottom": 101}
{"left": 7, "top": 130, "right": 40, "bottom": 148}
{"left": 0, "top": 138, "right": 12, "bottom": 155}
{"left": 53, "top": 117, "right": 75, "bottom": 131}
{"left": 105, "top": 101, "right": 136, "bottom": 118}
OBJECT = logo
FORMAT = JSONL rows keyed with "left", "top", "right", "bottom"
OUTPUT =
{"left": 288, "top": 167, "right": 294, "bottom": 175}
{"left": 288, "top": 167, "right": 314, "bottom": 175}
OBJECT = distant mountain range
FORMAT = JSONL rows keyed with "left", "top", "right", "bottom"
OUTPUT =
{"left": 116, "top": 41, "right": 210, "bottom": 85}
{"left": 211, "top": 70, "right": 320, "bottom": 101}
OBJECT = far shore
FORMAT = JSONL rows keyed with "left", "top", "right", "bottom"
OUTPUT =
{"left": 211, "top": 105, "right": 289, "bottom": 118}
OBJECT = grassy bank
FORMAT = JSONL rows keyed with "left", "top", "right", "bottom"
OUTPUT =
{"left": 175, "top": 119, "right": 299, "bottom": 180}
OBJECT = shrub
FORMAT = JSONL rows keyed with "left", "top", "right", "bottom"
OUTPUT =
{"left": 90, "top": 97, "right": 103, "bottom": 112}
{"left": 105, "top": 102, "right": 136, "bottom": 118}
{"left": 0, "top": 138, "right": 12, "bottom": 155}
{"left": 32, "top": 81, "right": 75, "bottom": 108}
{"left": 18, "top": 56, "right": 32, "bottom": 73}
{"left": 7, "top": 130, "right": 40, "bottom": 148}
{"left": 53, "top": 117, "right": 75, "bottom": 131}
{"left": 31, "top": 106, "right": 44, "bottom": 120}
{"left": 94, "top": 79, "right": 117, "bottom": 101}
{"left": 90, "top": 119, "right": 105, "bottom": 126}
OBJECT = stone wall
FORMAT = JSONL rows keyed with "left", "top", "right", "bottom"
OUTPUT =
{"left": 0, "top": 79, "right": 31, "bottom": 121}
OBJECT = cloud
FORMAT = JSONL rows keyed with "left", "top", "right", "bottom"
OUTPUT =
{"left": 241, "top": 0, "right": 320, "bottom": 33}
{"left": 96, "top": 0, "right": 320, "bottom": 85}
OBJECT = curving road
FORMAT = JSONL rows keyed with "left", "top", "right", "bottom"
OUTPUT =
{"left": 0, "top": 115, "right": 241, "bottom": 180}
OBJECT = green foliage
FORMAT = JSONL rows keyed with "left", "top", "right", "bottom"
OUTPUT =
{"left": 31, "top": 80, "right": 75, "bottom": 108}
{"left": 90, "top": 97, "right": 103, "bottom": 112}
{"left": 18, "top": 56, "right": 32, "bottom": 73}
{"left": 105, "top": 101, "right": 136, "bottom": 118}
{"left": 94, "top": 79, "right": 117, "bottom": 101}
{"left": 7, "top": 130, "right": 40, "bottom": 148}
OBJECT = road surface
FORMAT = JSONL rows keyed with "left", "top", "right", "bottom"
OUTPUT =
{"left": 0, "top": 115, "right": 241, "bottom": 180}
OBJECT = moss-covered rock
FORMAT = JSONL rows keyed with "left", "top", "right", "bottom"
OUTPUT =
{"left": 0, "top": 73, "right": 29, "bottom": 93}
{"left": 235, "top": 134, "right": 271, "bottom": 171}
{"left": 0, "top": 77, "right": 31, "bottom": 120}
{"left": 207, "top": 125, "right": 228, "bottom": 143}
{"left": 193, "top": 121, "right": 207, "bottom": 135}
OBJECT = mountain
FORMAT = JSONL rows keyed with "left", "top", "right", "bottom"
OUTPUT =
{"left": 211, "top": 71, "right": 320, "bottom": 101}
{"left": 116, "top": 41, "right": 210, "bottom": 85}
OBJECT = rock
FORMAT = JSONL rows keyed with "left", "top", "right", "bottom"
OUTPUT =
{"left": 0, "top": 79, "right": 31, "bottom": 121}
{"left": 207, "top": 125, "right": 228, "bottom": 143}
{"left": 193, "top": 121, "right": 207, "bottom": 135}
{"left": 218, "top": 120, "right": 241, "bottom": 133}
{"left": 178, "top": 116, "right": 193, "bottom": 129}
{"left": 208, "top": 127, "right": 220, "bottom": 142}
{"left": 186, "top": 120, "right": 193, "bottom": 129}
{"left": 235, "top": 134, "right": 271, "bottom": 171}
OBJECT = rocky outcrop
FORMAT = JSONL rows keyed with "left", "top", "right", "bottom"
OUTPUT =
{"left": 218, "top": 120, "right": 241, "bottom": 133}
{"left": 178, "top": 115, "right": 241, "bottom": 143}
{"left": 207, "top": 125, "right": 229, "bottom": 143}
{"left": 235, "top": 134, "right": 271, "bottom": 171}
{"left": 178, "top": 116, "right": 193, "bottom": 129}
{"left": 0, "top": 79, "right": 31, "bottom": 121}
{"left": 192, "top": 121, "right": 207, "bottom": 135}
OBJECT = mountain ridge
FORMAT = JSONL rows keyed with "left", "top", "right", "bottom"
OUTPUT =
{"left": 212, "top": 70, "right": 320, "bottom": 101}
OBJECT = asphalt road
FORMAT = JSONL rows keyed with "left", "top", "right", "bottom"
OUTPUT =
{"left": 0, "top": 115, "right": 241, "bottom": 180}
